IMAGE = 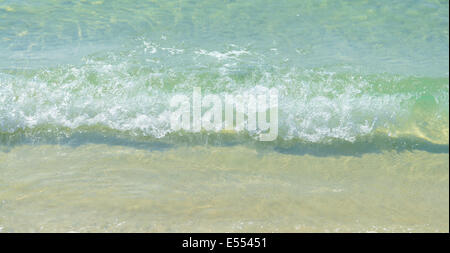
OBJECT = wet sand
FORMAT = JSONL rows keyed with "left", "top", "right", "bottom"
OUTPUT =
{"left": 0, "top": 144, "right": 448, "bottom": 232}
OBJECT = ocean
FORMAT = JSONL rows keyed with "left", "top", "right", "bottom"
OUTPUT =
{"left": 0, "top": 0, "right": 448, "bottom": 232}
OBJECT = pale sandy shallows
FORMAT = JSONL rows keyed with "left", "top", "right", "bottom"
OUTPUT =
{"left": 0, "top": 144, "right": 448, "bottom": 232}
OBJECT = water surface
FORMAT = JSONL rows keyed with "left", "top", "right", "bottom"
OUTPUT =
{"left": 0, "top": 0, "right": 448, "bottom": 232}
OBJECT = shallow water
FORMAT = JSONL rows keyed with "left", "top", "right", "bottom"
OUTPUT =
{"left": 0, "top": 0, "right": 449, "bottom": 232}
{"left": 0, "top": 144, "right": 448, "bottom": 232}
{"left": 1, "top": 0, "right": 449, "bottom": 144}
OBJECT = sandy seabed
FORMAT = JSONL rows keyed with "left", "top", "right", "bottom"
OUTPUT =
{"left": 0, "top": 144, "right": 448, "bottom": 232}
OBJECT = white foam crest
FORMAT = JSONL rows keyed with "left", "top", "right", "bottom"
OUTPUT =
{"left": 0, "top": 44, "right": 447, "bottom": 143}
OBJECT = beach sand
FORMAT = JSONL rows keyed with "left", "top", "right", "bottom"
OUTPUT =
{"left": 0, "top": 144, "right": 447, "bottom": 232}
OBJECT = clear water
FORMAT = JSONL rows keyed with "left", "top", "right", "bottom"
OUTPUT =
{"left": 0, "top": 0, "right": 448, "bottom": 232}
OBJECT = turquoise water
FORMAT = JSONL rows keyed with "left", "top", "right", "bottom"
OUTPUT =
{"left": 0, "top": 0, "right": 448, "bottom": 148}
{"left": 0, "top": 0, "right": 448, "bottom": 232}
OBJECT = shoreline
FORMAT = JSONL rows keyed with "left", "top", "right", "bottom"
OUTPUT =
{"left": 1, "top": 144, "right": 448, "bottom": 232}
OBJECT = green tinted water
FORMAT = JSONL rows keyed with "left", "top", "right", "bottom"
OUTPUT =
{"left": 0, "top": 0, "right": 448, "bottom": 232}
